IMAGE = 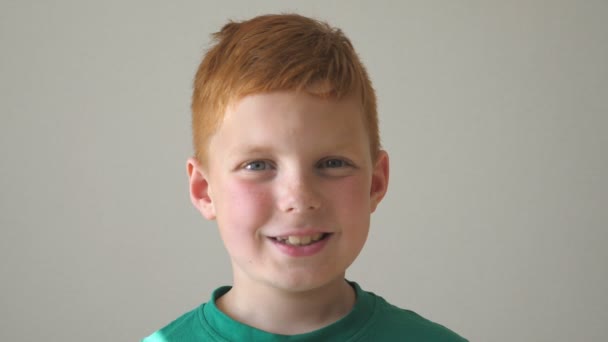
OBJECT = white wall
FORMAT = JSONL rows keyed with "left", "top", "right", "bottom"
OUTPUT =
{"left": 1, "top": 1, "right": 606, "bottom": 341}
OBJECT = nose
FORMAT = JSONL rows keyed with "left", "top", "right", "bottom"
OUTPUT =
{"left": 277, "top": 172, "right": 321, "bottom": 213}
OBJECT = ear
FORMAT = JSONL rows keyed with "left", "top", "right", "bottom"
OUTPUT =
{"left": 370, "top": 150, "right": 389, "bottom": 212}
{"left": 187, "top": 157, "right": 216, "bottom": 220}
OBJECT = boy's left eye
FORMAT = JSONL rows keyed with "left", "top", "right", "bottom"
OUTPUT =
{"left": 319, "top": 159, "right": 347, "bottom": 168}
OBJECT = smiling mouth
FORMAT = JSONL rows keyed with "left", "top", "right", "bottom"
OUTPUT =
{"left": 270, "top": 233, "right": 332, "bottom": 247}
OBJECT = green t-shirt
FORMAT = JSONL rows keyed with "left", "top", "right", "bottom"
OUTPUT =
{"left": 143, "top": 282, "right": 467, "bottom": 341}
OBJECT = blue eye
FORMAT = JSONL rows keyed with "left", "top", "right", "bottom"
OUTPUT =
{"left": 321, "top": 159, "right": 346, "bottom": 168}
{"left": 244, "top": 161, "right": 269, "bottom": 171}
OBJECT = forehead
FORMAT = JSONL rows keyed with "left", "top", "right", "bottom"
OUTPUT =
{"left": 212, "top": 91, "right": 368, "bottom": 152}
{"left": 231, "top": 91, "right": 361, "bottom": 128}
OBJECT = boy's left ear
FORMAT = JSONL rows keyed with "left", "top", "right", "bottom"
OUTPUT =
{"left": 370, "top": 150, "right": 389, "bottom": 212}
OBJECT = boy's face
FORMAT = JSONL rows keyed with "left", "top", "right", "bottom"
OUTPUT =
{"left": 188, "top": 91, "right": 389, "bottom": 293}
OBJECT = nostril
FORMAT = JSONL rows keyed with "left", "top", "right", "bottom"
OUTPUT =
{"left": 277, "top": 180, "right": 321, "bottom": 212}
{"left": 281, "top": 200, "right": 321, "bottom": 213}
{"left": 308, "top": 203, "right": 320, "bottom": 210}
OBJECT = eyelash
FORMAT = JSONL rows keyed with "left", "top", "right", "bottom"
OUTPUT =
{"left": 243, "top": 160, "right": 274, "bottom": 171}
{"left": 242, "top": 158, "right": 352, "bottom": 171}
{"left": 317, "top": 158, "right": 349, "bottom": 169}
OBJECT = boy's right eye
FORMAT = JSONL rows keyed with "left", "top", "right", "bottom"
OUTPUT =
{"left": 244, "top": 160, "right": 271, "bottom": 171}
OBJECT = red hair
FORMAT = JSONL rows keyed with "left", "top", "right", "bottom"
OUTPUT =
{"left": 192, "top": 14, "right": 379, "bottom": 164}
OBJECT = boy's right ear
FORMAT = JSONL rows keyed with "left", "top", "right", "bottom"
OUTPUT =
{"left": 187, "top": 157, "right": 216, "bottom": 220}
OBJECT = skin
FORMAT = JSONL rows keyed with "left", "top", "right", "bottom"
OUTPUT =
{"left": 187, "top": 91, "right": 389, "bottom": 334}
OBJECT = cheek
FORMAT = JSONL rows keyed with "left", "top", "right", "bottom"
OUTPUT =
{"left": 328, "top": 176, "right": 371, "bottom": 211}
{"left": 327, "top": 176, "right": 371, "bottom": 253}
{"left": 216, "top": 180, "right": 274, "bottom": 232}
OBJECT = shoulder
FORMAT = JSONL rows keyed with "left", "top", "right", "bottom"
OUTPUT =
{"left": 361, "top": 291, "right": 468, "bottom": 341}
{"left": 142, "top": 304, "right": 211, "bottom": 342}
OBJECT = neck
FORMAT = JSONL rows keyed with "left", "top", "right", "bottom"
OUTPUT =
{"left": 216, "top": 276, "right": 356, "bottom": 335}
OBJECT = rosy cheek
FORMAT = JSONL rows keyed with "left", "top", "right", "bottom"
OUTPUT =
{"left": 221, "top": 179, "right": 273, "bottom": 232}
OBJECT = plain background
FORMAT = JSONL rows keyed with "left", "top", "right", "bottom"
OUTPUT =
{"left": 1, "top": 1, "right": 606, "bottom": 341}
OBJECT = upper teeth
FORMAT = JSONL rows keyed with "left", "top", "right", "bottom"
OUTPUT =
{"left": 275, "top": 233, "right": 324, "bottom": 246}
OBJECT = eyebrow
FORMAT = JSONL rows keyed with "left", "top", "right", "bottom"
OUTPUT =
{"left": 226, "top": 145, "right": 274, "bottom": 158}
{"left": 229, "top": 141, "right": 361, "bottom": 157}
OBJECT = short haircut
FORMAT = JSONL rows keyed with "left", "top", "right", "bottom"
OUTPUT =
{"left": 191, "top": 13, "right": 379, "bottom": 165}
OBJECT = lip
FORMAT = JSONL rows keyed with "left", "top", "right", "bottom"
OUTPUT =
{"left": 267, "top": 229, "right": 330, "bottom": 238}
{"left": 268, "top": 233, "right": 332, "bottom": 257}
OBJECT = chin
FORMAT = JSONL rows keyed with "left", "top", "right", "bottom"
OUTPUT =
{"left": 266, "top": 270, "right": 346, "bottom": 293}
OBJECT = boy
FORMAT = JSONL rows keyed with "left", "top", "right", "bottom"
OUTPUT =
{"left": 144, "top": 14, "right": 466, "bottom": 341}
